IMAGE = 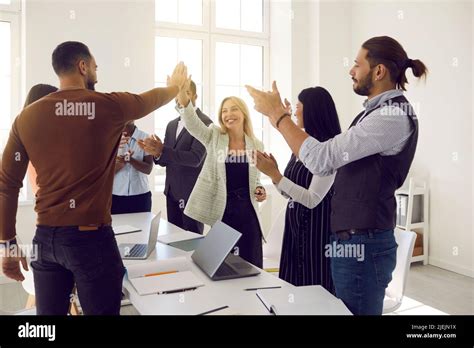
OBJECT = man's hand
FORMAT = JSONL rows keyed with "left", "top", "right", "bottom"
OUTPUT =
{"left": 2, "top": 256, "right": 28, "bottom": 282}
{"left": 174, "top": 75, "right": 192, "bottom": 108}
{"left": 245, "top": 81, "right": 287, "bottom": 127}
{"left": 283, "top": 98, "right": 292, "bottom": 115}
{"left": 138, "top": 135, "right": 163, "bottom": 157}
{"left": 167, "top": 62, "right": 188, "bottom": 91}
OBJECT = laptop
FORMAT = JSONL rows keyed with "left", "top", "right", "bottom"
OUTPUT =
{"left": 191, "top": 221, "right": 260, "bottom": 281}
{"left": 118, "top": 212, "right": 161, "bottom": 260}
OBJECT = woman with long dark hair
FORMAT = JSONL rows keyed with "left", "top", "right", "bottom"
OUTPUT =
{"left": 256, "top": 86, "right": 341, "bottom": 292}
{"left": 24, "top": 84, "right": 59, "bottom": 195}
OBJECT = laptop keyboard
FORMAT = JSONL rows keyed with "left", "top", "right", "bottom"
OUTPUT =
{"left": 126, "top": 244, "right": 147, "bottom": 257}
{"left": 215, "top": 262, "right": 238, "bottom": 277}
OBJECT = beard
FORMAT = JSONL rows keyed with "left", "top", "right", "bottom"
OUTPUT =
{"left": 353, "top": 70, "right": 374, "bottom": 96}
{"left": 86, "top": 79, "right": 96, "bottom": 91}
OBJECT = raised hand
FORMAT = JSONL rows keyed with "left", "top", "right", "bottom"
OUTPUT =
{"left": 245, "top": 81, "right": 287, "bottom": 127}
{"left": 167, "top": 62, "right": 188, "bottom": 91}
{"left": 176, "top": 75, "right": 192, "bottom": 108}
{"left": 283, "top": 98, "right": 292, "bottom": 116}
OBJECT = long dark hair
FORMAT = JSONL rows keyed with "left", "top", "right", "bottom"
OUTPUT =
{"left": 298, "top": 87, "right": 342, "bottom": 142}
{"left": 24, "top": 84, "right": 58, "bottom": 107}
{"left": 362, "top": 36, "right": 428, "bottom": 91}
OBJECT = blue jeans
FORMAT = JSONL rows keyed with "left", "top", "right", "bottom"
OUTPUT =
{"left": 330, "top": 229, "right": 397, "bottom": 315}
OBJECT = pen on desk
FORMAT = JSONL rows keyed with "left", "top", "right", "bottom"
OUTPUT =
{"left": 144, "top": 270, "right": 178, "bottom": 277}
{"left": 244, "top": 286, "right": 282, "bottom": 291}
{"left": 197, "top": 306, "right": 229, "bottom": 316}
{"left": 161, "top": 287, "right": 197, "bottom": 295}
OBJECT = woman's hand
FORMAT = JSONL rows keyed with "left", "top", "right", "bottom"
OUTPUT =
{"left": 256, "top": 151, "right": 283, "bottom": 184}
{"left": 167, "top": 62, "right": 188, "bottom": 91}
{"left": 170, "top": 75, "right": 192, "bottom": 108}
{"left": 254, "top": 186, "right": 267, "bottom": 202}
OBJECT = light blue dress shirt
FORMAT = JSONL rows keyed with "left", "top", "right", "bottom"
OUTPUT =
{"left": 299, "top": 89, "right": 414, "bottom": 176}
{"left": 112, "top": 127, "right": 150, "bottom": 196}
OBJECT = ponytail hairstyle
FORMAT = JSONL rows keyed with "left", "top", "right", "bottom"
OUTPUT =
{"left": 362, "top": 36, "right": 428, "bottom": 91}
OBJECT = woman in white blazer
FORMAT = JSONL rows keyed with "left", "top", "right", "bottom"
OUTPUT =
{"left": 175, "top": 82, "right": 267, "bottom": 268}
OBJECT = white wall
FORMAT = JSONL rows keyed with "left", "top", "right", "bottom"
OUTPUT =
{"left": 1, "top": 0, "right": 160, "bottom": 281}
{"left": 312, "top": 0, "right": 473, "bottom": 277}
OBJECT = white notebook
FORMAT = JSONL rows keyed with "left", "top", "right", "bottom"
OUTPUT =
{"left": 256, "top": 285, "right": 352, "bottom": 315}
{"left": 126, "top": 257, "right": 204, "bottom": 296}
{"left": 113, "top": 225, "right": 141, "bottom": 235}
{"left": 157, "top": 231, "right": 204, "bottom": 245}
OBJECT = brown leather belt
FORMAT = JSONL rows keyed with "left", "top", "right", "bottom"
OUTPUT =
{"left": 334, "top": 228, "right": 372, "bottom": 241}
{"left": 78, "top": 224, "right": 111, "bottom": 231}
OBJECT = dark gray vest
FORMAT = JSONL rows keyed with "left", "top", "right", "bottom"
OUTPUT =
{"left": 331, "top": 95, "right": 419, "bottom": 232}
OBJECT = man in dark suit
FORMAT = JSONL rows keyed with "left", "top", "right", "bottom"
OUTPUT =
{"left": 138, "top": 80, "right": 212, "bottom": 234}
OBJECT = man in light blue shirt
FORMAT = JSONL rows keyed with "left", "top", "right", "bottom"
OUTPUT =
{"left": 112, "top": 121, "right": 154, "bottom": 214}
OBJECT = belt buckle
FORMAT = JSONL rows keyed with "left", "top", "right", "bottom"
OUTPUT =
{"left": 338, "top": 231, "right": 351, "bottom": 241}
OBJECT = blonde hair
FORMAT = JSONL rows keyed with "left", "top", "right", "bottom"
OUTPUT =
{"left": 218, "top": 96, "right": 256, "bottom": 140}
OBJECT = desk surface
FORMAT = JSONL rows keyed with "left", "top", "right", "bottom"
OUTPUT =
{"left": 112, "top": 212, "right": 350, "bottom": 315}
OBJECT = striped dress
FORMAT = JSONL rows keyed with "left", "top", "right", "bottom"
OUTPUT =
{"left": 278, "top": 155, "right": 335, "bottom": 294}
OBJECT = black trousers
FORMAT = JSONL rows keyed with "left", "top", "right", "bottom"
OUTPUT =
{"left": 31, "top": 226, "right": 125, "bottom": 315}
{"left": 111, "top": 191, "right": 152, "bottom": 215}
{"left": 166, "top": 193, "right": 204, "bottom": 234}
{"left": 222, "top": 188, "right": 263, "bottom": 268}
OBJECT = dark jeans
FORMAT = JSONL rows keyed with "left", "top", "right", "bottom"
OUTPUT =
{"left": 111, "top": 191, "right": 152, "bottom": 215}
{"left": 330, "top": 229, "right": 397, "bottom": 315}
{"left": 31, "top": 225, "right": 125, "bottom": 315}
{"left": 166, "top": 193, "right": 204, "bottom": 234}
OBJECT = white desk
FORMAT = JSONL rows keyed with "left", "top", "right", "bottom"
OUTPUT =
{"left": 112, "top": 212, "right": 350, "bottom": 315}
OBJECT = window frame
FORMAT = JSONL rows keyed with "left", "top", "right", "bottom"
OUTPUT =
{"left": 0, "top": 0, "right": 20, "bottom": 13}
{"left": 153, "top": 0, "right": 270, "bottom": 193}
{"left": 0, "top": 9, "right": 25, "bottom": 201}
{"left": 211, "top": 0, "right": 270, "bottom": 39}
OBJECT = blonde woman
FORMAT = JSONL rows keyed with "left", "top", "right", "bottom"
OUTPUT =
{"left": 174, "top": 81, "right": 266, "bottom": 267}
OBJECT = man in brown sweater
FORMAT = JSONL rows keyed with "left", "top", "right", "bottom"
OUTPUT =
{"left": 0, "top": 41, "right": 187, "bottom": 314}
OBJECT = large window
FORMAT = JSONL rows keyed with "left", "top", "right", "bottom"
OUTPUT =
{"left": 154, "top": 0, "right": 269, "bottom": 192}
{"left": 1, "top": 1, "right": 22, "bottom": 199}
{"left": 0, "top": 20, "right": 12, "bottom": 153}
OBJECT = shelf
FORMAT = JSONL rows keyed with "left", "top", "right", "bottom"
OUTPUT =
{"left": 396, "top": 187, "right": 426, "bottom": 195}
{"left": 411, "top": 255, "right": 425, "bottom": 263}
{"left": 397, "top": 222, "right": 425, "bottom": 230}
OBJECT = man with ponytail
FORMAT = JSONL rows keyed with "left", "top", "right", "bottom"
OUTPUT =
{"left": 246, "top": 36, "right": 427, "bottom": 315}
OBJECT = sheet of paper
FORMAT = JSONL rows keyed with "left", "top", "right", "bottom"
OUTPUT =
{"left": 126, "top": 257, "right": 189, "bottom": 279}
{"left": 158, "top": 231, "right": 204, "bottom": 244}
{"left": 130, "top": 270, "right": 204, "bottom": 296}
{"left": 256, "top": 285, "right": 352, "bottom": 315}
{"left": 113, "top": 225, "right": 141, "bottom": 235}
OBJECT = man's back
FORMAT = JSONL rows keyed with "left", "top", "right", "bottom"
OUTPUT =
{"left": 12, "top": 89, "right": 149, "bottom": 226}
